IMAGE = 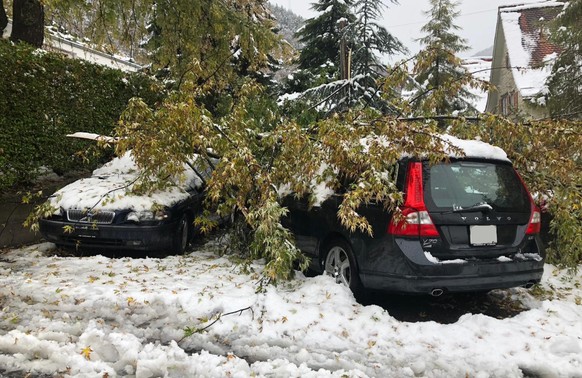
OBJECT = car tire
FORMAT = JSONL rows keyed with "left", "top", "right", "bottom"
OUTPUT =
{"left": 172, "top": 215, "right": 190, "bottom": 254}
{"left": 323, "top": 238, "right": 362, "bottom": 295}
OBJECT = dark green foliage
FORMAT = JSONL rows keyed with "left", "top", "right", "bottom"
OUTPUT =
{"left": 0, "top": 39, "right": 163, "bottom": 190}
{"left": 289, "top": 0, "right": 404, "bottom": 113}
{"left": 349, "top": 0, "right": 404, "bottom": 106}
{"left": 547, "top": 0, "right": 582, "bottom": 119}
{"left": 410, "top": 0, "right": 480, "bottom": 117}
{"left": 295, "top": 0, "right": 355, "bottom": 74}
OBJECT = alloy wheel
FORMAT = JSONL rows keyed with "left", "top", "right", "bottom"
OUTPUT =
{"left": 325, "top": 246, "right": 352, "bottom": 286}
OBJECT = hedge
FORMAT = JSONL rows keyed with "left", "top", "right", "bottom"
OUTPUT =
{"left": 0, "top": 39, "right": 164, "bottom": 191}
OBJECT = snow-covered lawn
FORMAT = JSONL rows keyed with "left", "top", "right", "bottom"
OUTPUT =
{"left": 1, "top": 242, "right": 581, "bottom": 378}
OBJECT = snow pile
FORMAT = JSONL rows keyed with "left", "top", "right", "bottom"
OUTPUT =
{"left": 1, "top": 243, "right": 582, "bottom": 377}
{"left": 48, "top": 151, "right": 203, "bottom": 213}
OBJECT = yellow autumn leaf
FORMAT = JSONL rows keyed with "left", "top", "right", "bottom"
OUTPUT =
{"left": 80, "top": 346, "right": 93, "bottom": 360}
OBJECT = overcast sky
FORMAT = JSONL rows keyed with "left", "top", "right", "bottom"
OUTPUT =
{"left": 270, "top": 0, "right": 543, "bottom": 58}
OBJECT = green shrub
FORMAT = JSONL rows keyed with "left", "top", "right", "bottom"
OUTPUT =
{"left": 0, "top": 39, "right": 164, "bottom": 190}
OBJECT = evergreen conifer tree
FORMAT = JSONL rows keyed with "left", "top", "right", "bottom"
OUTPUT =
{"left": 410, "top": 0, "right": 480, "bottom": 117}
{"left": 288, "top": 0, "right": 355, "bottom": 97}
{"left": 295, "top": 0, "right": 355, "bottom": 74}
{"left": 290, "top": 0, "right": 404, "bottom": 113}
{"left": 547, "top": 0, "right": 582, "bottom": 119}
{"left": 349, "top": 0, "right": 404, "bottom": 109}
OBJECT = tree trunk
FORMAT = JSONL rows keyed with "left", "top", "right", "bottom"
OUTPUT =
{"left": 10, "top": 0, "right": 44, "bottom": 47}
{"left": 0, "top": 0, "right": 8, "bottom": 36}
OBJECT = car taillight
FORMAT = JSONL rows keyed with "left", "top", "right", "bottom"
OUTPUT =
{"left": 526, "top": 206, "right": 541, "bottom": 235}
{"left": 388, "top": 162, "right": 439, "bottom": 238}
{"left": 513, "top": 168, "right": 542, "bottom": 235}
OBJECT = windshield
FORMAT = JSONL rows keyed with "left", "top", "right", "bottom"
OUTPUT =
{"left": 424, "top": 161, "right": 530, "bottom": 213}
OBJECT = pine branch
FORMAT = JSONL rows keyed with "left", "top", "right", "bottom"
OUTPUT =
{"left": 305, "top": 80, "right": 351, "bottom": 112}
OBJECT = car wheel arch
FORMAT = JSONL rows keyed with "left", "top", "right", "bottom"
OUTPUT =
{"left": 320, "top": 235, "right": 364, "bottom": 295}
{"left": 172, "top": 213, "right": 192, "bottom": 254}
{"left": 319, "top": 233, "right": 360, "bottom": 271}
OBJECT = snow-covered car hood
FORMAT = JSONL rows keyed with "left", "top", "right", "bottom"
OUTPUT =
{"left": 49, "top": 151, "right": 204, "bottom": 213}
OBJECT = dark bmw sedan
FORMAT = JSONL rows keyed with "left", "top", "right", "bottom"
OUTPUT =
{"left": 40, "top": 152, "right": 211, "bottom": 254}
{"left": 283, "top": 142, "right": 545, "bottom": 296}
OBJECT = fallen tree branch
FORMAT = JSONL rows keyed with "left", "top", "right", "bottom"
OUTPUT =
{"left": 178, "top": 305, "right": 254, "bottom": 343}
{"left": 397, "top": 115, "right": 482, "bottom": 122}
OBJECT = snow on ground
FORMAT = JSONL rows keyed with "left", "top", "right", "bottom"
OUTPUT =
{"left": 1, "top": 242, "right": 582, "bottom": 377}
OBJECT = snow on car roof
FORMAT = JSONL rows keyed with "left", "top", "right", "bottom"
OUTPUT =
{"left": 441, "top": 135, "right": 510, "bottom": 162}
{"left": 360, "top": 134, "right": 510, "bottom": 162}
{"left": 49, "top": 151, "right": 205, "bottom": 212}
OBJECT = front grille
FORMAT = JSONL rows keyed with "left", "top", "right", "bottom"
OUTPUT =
{"left": 67, "top": 209, "right": 115, "bottom": 224}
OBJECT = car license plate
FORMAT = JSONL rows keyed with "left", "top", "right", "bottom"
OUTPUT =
{"left": 74, "top": 225, "right": 99, "bottom": 238}
{"left": 470, "top": 225, "right": 497, "bottom": 246}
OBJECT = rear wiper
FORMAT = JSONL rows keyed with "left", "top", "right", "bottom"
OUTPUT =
{"left": 451, "top": 202, "right": 493, "bottom": 213}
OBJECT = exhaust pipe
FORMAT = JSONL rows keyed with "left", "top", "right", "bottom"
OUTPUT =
{"left": 430, "top": 288, "right": 444, "bottom": 297}
{"left": 523, "top": 281, "right": 537, "bottom": 289}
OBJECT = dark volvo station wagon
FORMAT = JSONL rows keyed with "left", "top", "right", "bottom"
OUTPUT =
{"left": 284, "top": 150, "right": 544, "bottom": 295}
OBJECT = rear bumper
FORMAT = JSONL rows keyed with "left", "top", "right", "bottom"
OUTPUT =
{"left": 39, "top": 218, "right": 178, "bottom": 251}
{"left": 361, "top": 264, "right": 543, "bottom": 294}
{"left": 358, "top": 236, "right": 545, "bottom": 294}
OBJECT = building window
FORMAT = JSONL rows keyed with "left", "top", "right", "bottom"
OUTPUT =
{"left": 499, "top": 91, "right": 518, "bottom": 116}
{"left": 500, "top": 94, "right": 508, "bottom": 115}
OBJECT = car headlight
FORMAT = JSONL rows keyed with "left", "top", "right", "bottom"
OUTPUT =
{"left": 126, "top": 210, "right": 169, "bottom": 223}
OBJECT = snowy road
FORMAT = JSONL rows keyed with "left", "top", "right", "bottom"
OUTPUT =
{"left": 1, "top": 243, "right": 581, "bottom": 377}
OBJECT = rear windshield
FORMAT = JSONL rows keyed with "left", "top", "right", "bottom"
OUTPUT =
{"left": 424, "top": 161, "right": 530, "bottom": 213}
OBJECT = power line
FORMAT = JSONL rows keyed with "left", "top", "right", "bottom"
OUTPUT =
{"left": 389, "top": 7, "right": 499, "bottom": 29}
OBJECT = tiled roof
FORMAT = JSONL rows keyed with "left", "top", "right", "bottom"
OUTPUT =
{"left": 508, "top": 3, "right": 562, "bottom": 67}
{"left": 499, "top": 1, "right": 565, "bottom": 98}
